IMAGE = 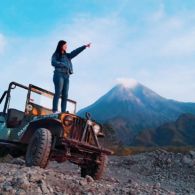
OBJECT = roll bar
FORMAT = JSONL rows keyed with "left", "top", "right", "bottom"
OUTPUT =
{"left": 0, "top": 81, "right": 77, "bottom": 114}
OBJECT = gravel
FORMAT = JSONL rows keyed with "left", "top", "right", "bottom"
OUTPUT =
{"left": 0, "top": 150, "right": 194, "bottom": 194}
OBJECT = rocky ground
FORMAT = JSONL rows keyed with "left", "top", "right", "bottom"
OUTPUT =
{"left": 0, "top": 149, "right": 195, "bottom": 194}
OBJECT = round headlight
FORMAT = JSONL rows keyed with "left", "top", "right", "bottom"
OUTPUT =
{"left": 63, "top": 115, "right": 74, "bottom": 126}
{"left": 26, "top": 104, "right": 33, "bottom": 112}
{"left": 93, "top": 124, "right": 101, "bottom": 134}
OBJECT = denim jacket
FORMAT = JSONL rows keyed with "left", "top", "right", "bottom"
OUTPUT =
{"left": 51, "top": 45, "right": 86, "bottom": 75}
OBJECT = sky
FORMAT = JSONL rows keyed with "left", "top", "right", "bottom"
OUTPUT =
{"left": 0, "top": 0, "right": 195, "bottom": 110}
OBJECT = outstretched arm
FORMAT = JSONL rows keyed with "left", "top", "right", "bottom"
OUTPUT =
{"left": 69, "top": 43, "right": 91, "bottom": 59}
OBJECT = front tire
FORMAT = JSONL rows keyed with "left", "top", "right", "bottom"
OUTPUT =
{"left": 81, "top": 154, "right": 108, "bottom": 180}
{"left": 25, "top": 128, "right": 52, "bottom": 168}
{"left": 0, "top": 146, "right": 9, "bottom": 158}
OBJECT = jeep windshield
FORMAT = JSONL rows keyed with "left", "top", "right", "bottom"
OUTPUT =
{"left": 28, "top": 85, "right": 76, "bottom": 114}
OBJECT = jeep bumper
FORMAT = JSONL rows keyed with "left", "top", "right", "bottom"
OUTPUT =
{"left": 61, "top": 138, "right": 113, "bottom": 155}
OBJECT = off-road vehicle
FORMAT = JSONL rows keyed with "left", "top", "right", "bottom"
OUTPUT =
{"left": 0, "top": 82, "right": 112, "bottom": 179}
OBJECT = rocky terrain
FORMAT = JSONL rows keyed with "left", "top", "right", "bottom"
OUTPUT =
{"left": 0, "top": 149, "right": 195, "bottom": 194}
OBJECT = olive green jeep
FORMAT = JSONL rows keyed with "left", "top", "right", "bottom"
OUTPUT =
{"left": 0, "top": 82, "right": 112, "bottom": 180}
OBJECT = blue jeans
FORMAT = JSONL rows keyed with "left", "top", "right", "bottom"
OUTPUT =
{"left": 52, "top": 72, "right": 69, "bottom": 112}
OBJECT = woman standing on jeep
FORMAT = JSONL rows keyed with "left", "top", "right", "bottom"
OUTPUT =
{"left": 51, "top": 40, "right": 91, "bottom": 113}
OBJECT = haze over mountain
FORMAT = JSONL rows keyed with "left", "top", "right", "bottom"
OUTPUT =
{"left": 78, "top": 79, "right": 195, "bottom": 145}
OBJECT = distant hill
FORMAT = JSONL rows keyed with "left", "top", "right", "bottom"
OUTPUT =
{"left": 78, "top": 79, "right": 195, "bottom": 145}
{"left": 133, "top": 113, "right": 195, "bottom": 146}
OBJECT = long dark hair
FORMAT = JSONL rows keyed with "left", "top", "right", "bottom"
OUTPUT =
{"left": 54, "top": 40, "right": 67, "bottom": 58}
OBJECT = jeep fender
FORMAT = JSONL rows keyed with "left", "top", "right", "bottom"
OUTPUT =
{"left": 20, "top": 118, "right": 64, "bottom": 144}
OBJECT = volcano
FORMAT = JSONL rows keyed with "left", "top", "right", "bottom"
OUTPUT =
{"left": 78, "top": 79, "right": 195, "bottom": 145}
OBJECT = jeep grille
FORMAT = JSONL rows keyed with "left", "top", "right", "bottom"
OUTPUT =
{"left": 64, "top": 117, "right": 85, "bottom": 141}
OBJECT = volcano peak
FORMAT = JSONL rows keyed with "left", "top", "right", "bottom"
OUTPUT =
{"left": 116, "top": 78, "right": 139, "bottom": 89}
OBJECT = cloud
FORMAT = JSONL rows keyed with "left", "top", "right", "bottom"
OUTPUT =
{"left": 141, "top": 65, "right": 195, "bottom": 102}
{"left": 116, "top": 78, "right": 138, "bottom": 89}
{"left": 148, "top": 2, "right": 165, "bottom": 22}
{"left": 1, "top": 16, "right": 127, "bottom": 109}
{"left": 160, "top": 29, "right": 195, "bottom": 57}
{"left": 1, "top": 5, "right": 195, "bottom": 111}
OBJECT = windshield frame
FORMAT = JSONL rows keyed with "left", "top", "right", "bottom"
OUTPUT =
{"left": 26, "top": 84, "right": 77, "bottom": 114}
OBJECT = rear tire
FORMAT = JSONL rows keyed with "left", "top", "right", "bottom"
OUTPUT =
{"left": 25, "top": 128, "right": 52, "bottom": 168}
{"left": 81, "top": 154, "right": 108, "bottom": 180}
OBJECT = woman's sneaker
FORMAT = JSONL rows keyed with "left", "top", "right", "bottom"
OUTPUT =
{"left": 53, "top": 111, "right": 60, "bottom": 114}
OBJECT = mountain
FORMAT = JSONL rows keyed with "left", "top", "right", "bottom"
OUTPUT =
{"left": 78, "top": 79, "right": 195, "bottom": 145}
{"left": 133, "top": 113, "right": 195, "bottom": 146}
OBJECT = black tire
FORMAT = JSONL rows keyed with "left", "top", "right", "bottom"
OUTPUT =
{"left": 25, "top": 128, "right": 52, "bottom": 168}
{"left": 0, "top": 146, "right": 9, "bottom": 158}
{"left": 81, "top": 154, "right": 108, "bottom": 180}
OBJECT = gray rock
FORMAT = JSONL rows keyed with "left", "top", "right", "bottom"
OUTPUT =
{"left": 3, "top": 183, "right": 13, "bottom": 192}
{"left": 39, "top": 180, "right": 50, "bottom": 194}
{"left": 28, "top": 172, "right": 44, "bottom": 182}
{"left": 189, "top": 151, "right": 195, "bottom": 159}
{"left": 169, "top": 192, "right": 176, "bottom": 195}
{"left": 153, "top": 182, "right": 161, "bottom": 190}
{"left": 10, "top": 158, "right": 25, "bottom": 165}
{"left": 15, "top": 176, "right": 30, "bottom": 190}
{"left": 86, "top": 175, "right": 94, "bottom": 183}
{"left": 167, "top": 158, "right": 172, "bottom": 164}
{"left": 132, "top": 182, "right": 138, "bottom": 189}
{"left": 79, "top": 179, "right": 87, "bottom": 186}
{"left": 183, "top": 156, "right": 193, "bottom": 167}
{"left": 0, "top": 176, "right": 6, "bottom": 183}
{"left": 15, "top": 189, "right": 27, "bottom": 195}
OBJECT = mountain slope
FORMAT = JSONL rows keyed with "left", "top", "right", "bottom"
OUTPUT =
{"left": 78, "top": 80, "right": 195, "bottom": 145}
{"left": 133, "top": 113, "right": 195, "bottom": 146}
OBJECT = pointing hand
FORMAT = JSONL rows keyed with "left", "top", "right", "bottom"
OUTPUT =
{"left": 85, "top": 43, "right": 91, "bottom": 48}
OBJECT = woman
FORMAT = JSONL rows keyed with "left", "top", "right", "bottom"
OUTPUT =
{"left": 51, "top": 40, "right": 91, "bottom": 113}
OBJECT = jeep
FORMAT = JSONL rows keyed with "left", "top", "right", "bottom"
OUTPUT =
{"left": 0, "top": 82, "right": 113, "bottom": 179}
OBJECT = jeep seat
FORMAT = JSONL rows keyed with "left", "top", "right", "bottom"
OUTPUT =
{"left": 7, "top": 108, "right": 24, "bottom": 128}
{"left": 28, "top": 103, "right": 53, "bottom": 116}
